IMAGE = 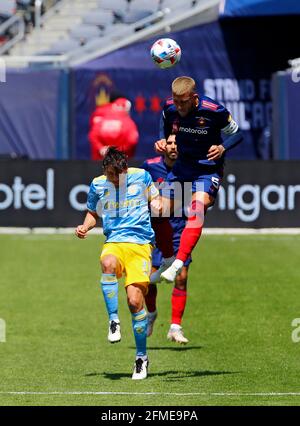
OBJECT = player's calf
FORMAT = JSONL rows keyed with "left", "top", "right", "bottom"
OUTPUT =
{"left": 146, "top": 310, "right": 157, "bottom": 337}
{"left": 101, "top": 273, "right": 120, "bottom": 342}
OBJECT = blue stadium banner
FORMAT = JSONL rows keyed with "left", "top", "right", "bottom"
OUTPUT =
{"left": 0, "top": 68, "right": 68, "bottom": 160}
{"left": 272, "top": 70, "right": 300, "bottom": 160}
{"left": 219, "top": 0, "right": 300, "bottom": 17}
{"left": 0, "top": 160, "right": 299, "bottom": 228}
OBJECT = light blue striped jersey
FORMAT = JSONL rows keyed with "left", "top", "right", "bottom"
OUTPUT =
{"left": 87, "top": 167, "right": 159, "bottom": 244}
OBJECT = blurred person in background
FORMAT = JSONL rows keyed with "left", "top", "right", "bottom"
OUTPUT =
{"left": 88, "top": 91, "right": 139, "bottom": 161}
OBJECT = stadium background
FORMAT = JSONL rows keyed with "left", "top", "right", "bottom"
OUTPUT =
{"left": 0, "top": 0, "right": 299, "bottom": 228}
{"left": 1, "top": 0, "right": 300, "bottom": 408}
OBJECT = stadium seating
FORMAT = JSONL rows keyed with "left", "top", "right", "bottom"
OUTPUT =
{"left": 103, "top": 22, "right": 131, "bottom": 36}
{"left": 0, "top": 0, "right": 25, "bottom": 53}
{"left": 161, "top": 0, "right": 196, "bottom": 10}
{"left": 70, "top": 24, "right": 102, "bottom": 42}
{"left": 77, "top": 35, "right": 104, "bottom": 49}
{"left": 128, "top": 0, "right": 160, "bottom": 13}
{"left": 122, "top": 10, "right": 155, "bottom": 25}
{"left": 6, "top": 0, "right": 206, "bottom": 57}
{"left": 97, "top": 0, "right": 128, "bottom": 15}
{"left": 82, "top": 10, "right": 115, "bottom": 28}
{"left": 0, "top": 0, "right": 16, "bottom": 18}
{"left": 47, "top": 38, "right": 81, "bottom": 54}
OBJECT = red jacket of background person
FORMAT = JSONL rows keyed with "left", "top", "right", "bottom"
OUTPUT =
{"left": 88, "top": 97, "right": 139, "bottom": 160}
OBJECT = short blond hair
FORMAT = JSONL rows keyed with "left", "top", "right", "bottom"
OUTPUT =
{"left": 172, "top": 76, "right": 196, "bottom": 96}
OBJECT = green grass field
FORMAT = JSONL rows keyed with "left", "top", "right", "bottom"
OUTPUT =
{"left": 1, "top": 233, "right": 300, "bottom": 406}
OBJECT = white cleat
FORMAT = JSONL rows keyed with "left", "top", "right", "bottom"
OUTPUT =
{"left": 147, "top": 311, "right": 157, "bottom": 337}
{"left": 150, "top": 256, "right": 175, "bottom": 284}
{"left": 160, "top": 264, "right": 181, "bottom": 283}
{"left": 167, "top": 326, "right": 189, "bottom": 344}
{"left": 160, "top": 259, "right": 184, "bottom": 283}
{"left": 132, "top": 357, "right": 149, "bottom": 380}
{"left": 108, "top": 320, "right": 121, "bottom": 343}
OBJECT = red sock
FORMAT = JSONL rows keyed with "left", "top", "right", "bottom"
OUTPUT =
{"left": 177, "top": 200, "right": 204, "bottom": 263}
{"left": 151, "top": 217, "right": 174, "bottom": 258}
{"left": 145, "top": 284, "right": 157, "bottom": 313}
{"left": 171, "top": 288, "right": 187, "bottom": 325}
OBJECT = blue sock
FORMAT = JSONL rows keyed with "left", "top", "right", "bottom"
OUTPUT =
{"left": 101, "top": 274, "right": 119, "bottom": 321}
{"left": 132, "top": 309, "right": 148, "bottom": 358}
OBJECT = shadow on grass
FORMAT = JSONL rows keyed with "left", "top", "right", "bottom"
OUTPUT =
{"left": 129, "top": 345, "right": 203, "bottom": 351}
{"left": 85, "top": 370, "right": 237, "bottom": 381}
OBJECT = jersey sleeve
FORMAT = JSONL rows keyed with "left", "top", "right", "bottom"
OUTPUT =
{"left": 217, "top": 108, "right": 243, "bottom": 150}
{"left": 159, "top": 100, "right": 174, "bottom": 140}
{"left": 87, "top": 181, "right": 99, "bottom": 213}
{"left": 221, "top": 114, "right": 239, "bottom": 135}
{"left": 144, "top": 170, "right": 159, "bottom": 201}
{"left": 215, "top": 105, "right": 239, "bottom": 135}
{"left": 140, "top": 160, "right": 149, "bottom": 172}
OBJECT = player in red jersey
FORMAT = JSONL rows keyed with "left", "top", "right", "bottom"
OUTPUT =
{"left": 88, "top": 96, "right": 139, "bottom": 160}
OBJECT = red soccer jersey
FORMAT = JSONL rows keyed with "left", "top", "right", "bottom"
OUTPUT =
{"left": 89, "top": 99, "right": 139, "bottom": 160}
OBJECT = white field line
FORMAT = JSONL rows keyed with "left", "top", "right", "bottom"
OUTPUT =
{"left": 1, "top": 391, "right": 300, "bottom": 397}
{"left": 1, "top": 228, "right": 300, "bottom": 235}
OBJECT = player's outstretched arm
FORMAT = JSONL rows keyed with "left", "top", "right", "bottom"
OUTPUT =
{"left": 75, "top": 210, "right": 98, "bottom": 239}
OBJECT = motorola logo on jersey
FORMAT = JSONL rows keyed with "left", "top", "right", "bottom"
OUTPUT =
{"left": 179, "top": 127, "right": 208, "bottom": 135}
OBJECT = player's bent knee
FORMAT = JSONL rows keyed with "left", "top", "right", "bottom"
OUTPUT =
{"left": 128, "top": 297, "right": 142, "bottom": 313}
{"left": 101, "top": 255, "right": 118, "bottom": 274}
{"left": 126, "top": 283, "right": 146, "bottom": 313}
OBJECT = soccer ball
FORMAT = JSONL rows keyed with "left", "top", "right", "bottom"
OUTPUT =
{"left": 150, "top": 38, "right": 181, "bottom": 69}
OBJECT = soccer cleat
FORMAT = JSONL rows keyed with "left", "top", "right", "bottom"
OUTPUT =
{"left": 167, "top": 326, "right": 189, "bottom": 344}
{"left": 108, "top": 320, "right": 121, "bottom": 343}
{"left": 147, "top": 311, "right": 157, "bottom": 337}
{"left": 132, "top": 357, "right": 149, "bottom": 380}
{"left": 150, "top": 256, "right": 175, "bottom": 284}
{"left": 160, "top": 263, "right": 181, "bottom": 283}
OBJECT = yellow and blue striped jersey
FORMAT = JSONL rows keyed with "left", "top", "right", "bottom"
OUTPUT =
{"left": 87, "top": 167, "right": 159, "bottom": 244}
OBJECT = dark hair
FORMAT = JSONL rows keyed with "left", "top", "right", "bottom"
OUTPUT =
{"left": 164, "top": 130, "right": 177, "bottom": 140}
{"left": 103, "top": 147, "right": 128, "bottom": 173}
